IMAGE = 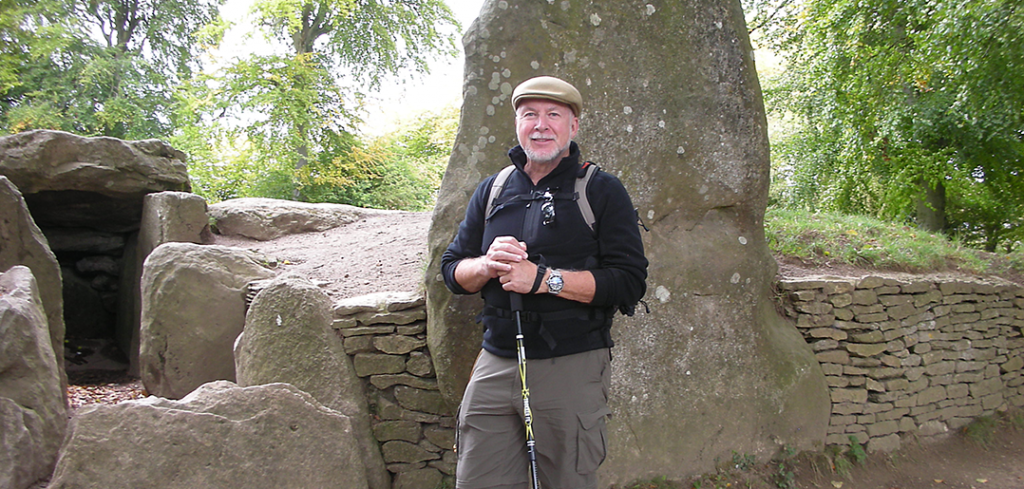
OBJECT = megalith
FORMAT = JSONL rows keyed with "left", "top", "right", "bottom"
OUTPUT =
{"left": 0, "top": 130, "right": 190, "bottom": 233}
{"left": 235, "top": 273, "right": 390, "bottom": 489}
{"left": 1, "top": 130, "right": 191, "bottom": 369}
{"left": 425, "top": 0, "right": 830, "bottom": 483}
{"left": 139, "top": 243, "right": 276, "bottom": 399}
{"left": 118, "top": 191, "right": 210, "bottom": 375}
{"left": 44, "top": 381, "right": 369, "bottom": 489}
{"left": 0, "top": 266, "right": 67, "bottom": 489}
{"left": 0, "top": 177, "right": 65, "bottom": 390}
{"left": 208, "top": 197, "right": 373, "bottom": 241}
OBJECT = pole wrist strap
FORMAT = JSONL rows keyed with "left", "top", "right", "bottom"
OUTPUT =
{"left": 529, "top": 264, "right": 547, "bottom": 295}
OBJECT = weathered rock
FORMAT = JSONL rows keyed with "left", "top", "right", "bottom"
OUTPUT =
{"left": 139, "top": 243, "right": 275, "bottom": 399}
{"left": 334, "top": 291, "right": 427, "bottom": 315}
{"left": 118, "top": 191, "right": 211, "bottom": 375}
{"left": 0, "top": 177, "right": 66, "bottom": 391}
{"left": 0, "top": 266, "right": 67, "bottom": 489}
{"left": 0, "top": 130, "right": 189, "bottom": 233}
{"left": 41, "top": 228, "right": 126, "bottom": 254}
{"left": 44, "top": 381, "right": 369, "bottom": 489}
{"left": 235, "top": 274, "right": 390, "bottom": 489}
{"left": 392, "top": 468, "right": 443, "bottom": 489}
{"left": 425, "top": 0, "right": 830, "bottom": 482}
{"left": 209, "top": 197, "right": 386, "bottom": 241}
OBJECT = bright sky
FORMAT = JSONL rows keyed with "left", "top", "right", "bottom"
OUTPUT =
{"left": 216, "top": 0, "right": 485, "bottom": 135}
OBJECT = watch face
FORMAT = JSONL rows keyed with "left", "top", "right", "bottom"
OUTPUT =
{"left": 548, "top": 271, "right": 563, "bottom": 293}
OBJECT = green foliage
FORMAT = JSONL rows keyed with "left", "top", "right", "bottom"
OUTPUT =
{"left": 1, "top": 0, "right": 223, "bottom": 138}
{"left": 179, "top": 0, "right": 459, "bottom": 202}
{"left": 825, "top": 435, "right": 866, "bottom": 478}
{"left": 177, "top": 103, "right": 458, "bottom": 210}
{"left": 770, "top": 445, "right": 797, "bottom": 489}
{"left": 845, "top": 436, "right": 866, "bottom": 465}
{"left": 964, "top": 415, "right": 1000, "bottom": 447}
{"left": 752, "top": 0, "right": 1024, "bottom": 252}
{"left": 765, "top": 208, "right": 1024, "bottom": 276}
{"left": 771, "top": 463, "right": 794, "bottom": 489}
{"left": 732, "top": 451, "right": 757, "bottom": 472}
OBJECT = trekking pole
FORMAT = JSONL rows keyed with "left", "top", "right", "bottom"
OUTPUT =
{"left": 510, "top": 292, "right": 541, "bottom": 489}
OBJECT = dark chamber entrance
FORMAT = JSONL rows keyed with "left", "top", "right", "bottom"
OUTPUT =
{"left": 26, "top": 190, "right": 138, "bottom": 384}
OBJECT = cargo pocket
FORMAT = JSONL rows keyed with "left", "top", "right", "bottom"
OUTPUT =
{"left": 576, "top": 406, "right": 612, "bottom": 474}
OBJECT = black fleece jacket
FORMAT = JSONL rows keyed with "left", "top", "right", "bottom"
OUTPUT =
{"left": 441, "top": 143, "right": 648, "bottom": 359}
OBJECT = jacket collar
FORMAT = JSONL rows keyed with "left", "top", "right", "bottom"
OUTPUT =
{"left": 507, "top": 142, "right": 581, "bottom": 187}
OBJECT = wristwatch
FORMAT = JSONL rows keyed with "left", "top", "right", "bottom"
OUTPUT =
{"left": 546, "top": 269, "right": 564, "bottom": 295}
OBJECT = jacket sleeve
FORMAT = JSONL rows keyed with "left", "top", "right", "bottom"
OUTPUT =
{"left": 588, "top": 173, "right": 648, "bottom": 313}
{"left": 440, "top": 176, "right": 495, "bottom": 295}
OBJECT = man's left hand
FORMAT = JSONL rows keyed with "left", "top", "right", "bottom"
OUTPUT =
{"left": 498, "top": 259, "right": 541, "bottom": 294}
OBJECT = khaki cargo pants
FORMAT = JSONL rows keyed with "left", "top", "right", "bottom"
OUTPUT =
{"left": 455, "top": 348, "right": 612, "bottom": 489}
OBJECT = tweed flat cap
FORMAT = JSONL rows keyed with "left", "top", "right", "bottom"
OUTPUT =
{"left": 512, "top": 76, "right": 582, "bottom": 116}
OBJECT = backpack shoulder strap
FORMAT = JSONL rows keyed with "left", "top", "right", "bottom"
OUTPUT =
{"left": 576, "top": 161, "right": 600, "bottom": 233}
{"left": 485, "top": 165, "right": 516, "bottom": 221}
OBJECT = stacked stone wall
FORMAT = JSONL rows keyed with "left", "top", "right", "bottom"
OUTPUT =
{"left": 332, "top": 292, "right": 455, "bottom": 489}
{"left": 780, "top": 276, "right": 1024, "bottom": 452}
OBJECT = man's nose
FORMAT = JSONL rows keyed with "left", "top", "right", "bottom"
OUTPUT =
{"left": 533, "top": 115, "right": 550, "bottom": 130}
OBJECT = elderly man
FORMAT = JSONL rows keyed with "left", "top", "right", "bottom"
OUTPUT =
{"left": 441, "top": 75, "right": 648, "bottom": 489}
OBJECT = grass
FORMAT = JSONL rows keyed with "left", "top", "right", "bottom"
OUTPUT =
{"left": 765, "top": 208, "right": 1024, "bottom": 281}
{"left": 962, "top": 411, "right": 1024, "bottom": 448}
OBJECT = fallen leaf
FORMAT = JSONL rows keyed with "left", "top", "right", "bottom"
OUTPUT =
{"left": 831, "top": 482, "right": 843, "bottom": 488}
{"left": 976, "top": 479, "right": 987, "bottom": 484}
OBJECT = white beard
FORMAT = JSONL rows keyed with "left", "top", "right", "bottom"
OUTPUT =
{"left": 522, "top": 137, "right": 571, "bottom": 165}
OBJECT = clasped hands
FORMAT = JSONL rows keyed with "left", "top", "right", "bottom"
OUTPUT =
{"left": 483, "top": 236, "right": 542, "bottom": 294}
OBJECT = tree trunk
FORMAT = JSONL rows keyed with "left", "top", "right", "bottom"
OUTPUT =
{"left": 916, "top": 179, "right": 946, "bottom": 233}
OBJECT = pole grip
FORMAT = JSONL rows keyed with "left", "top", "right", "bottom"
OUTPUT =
{"left": 510, "top": 292, "right": 524, "bottom": 312}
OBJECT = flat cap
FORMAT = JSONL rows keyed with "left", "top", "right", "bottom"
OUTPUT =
{"left": 512, "top": 76, "right": 582, "bottom": 116}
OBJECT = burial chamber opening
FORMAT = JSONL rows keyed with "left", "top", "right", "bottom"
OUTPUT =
{"left": 24, "top": 189, "right": 142, "bottom": 383}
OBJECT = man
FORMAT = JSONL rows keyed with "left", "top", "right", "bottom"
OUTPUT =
{"left": 441, "top": 75, "right": 648, "bottom": 489}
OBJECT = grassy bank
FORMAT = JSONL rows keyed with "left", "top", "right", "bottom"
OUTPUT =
{"left": 764, "top": 209, "right": 1024, "bottom": 284}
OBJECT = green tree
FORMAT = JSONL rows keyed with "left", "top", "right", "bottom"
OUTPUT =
{"left": 1, "top": 0, "right": 223, "bottom": 138}
{"left": 186, "top": 0, "right": 459, "bottom": 201}
{"left": 180, "top": 101, "right": 459, "bottom": 211}
{"left": 753, "top": 0, "right": 1024, "bottom": 251}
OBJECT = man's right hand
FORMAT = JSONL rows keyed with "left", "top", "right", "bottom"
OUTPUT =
{"left": 453, "top": 236, "right": 528, "bottom": 293}
{"left": 483, "top": 236, "right": 528, "bottom": 277}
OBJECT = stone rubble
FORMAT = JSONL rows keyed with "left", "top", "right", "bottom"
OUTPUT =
{"left": 780, "top": 276, "right": 1024, "bottom": 452}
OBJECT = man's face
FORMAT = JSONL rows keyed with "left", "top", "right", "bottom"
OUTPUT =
{"left": 515, "top": 99, "right": 579, "bottom": 165}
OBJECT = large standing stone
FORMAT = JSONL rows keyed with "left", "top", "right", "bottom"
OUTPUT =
{"left": 425, "top": 0, "right": 830, "bottom": 483}
{"left": 118, "top": 191, "right": 211, "bottom": 375}
{"left": 0, "top": 266, "right": 67, "bottom": 489}
{"left": 208, "top": 197, "right": 382, "bottom": 241}
{"left": 0, "top": 130, "right": 190, "bottom": 233}
{"left": 139, "top": 243, "right": 275, "bottom": 399}
{"left": 44, "top": 381, "right": 369, "bottom": 489}
{"left": 0, "top": 177, "right": 66, "bottom": 391}
{"left": 235, "top": 274, "right": 390, "bottom": 489}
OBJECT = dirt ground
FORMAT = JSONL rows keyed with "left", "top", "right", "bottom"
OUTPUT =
{"left": 211, "top": 209, "right": 433, "bottom": 300}
{"left": 70, "top": 210, "right": 1023, "bottom": 489}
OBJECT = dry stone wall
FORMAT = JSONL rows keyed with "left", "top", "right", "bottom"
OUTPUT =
{"left": 327, "top": 275, "right": 1023, "bottom": 486}
{"left": 331, "top": 292, "right": 455, "bottom": 489}
{"left": 780, "top": 276, "right": 1024, "bottom": 452}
